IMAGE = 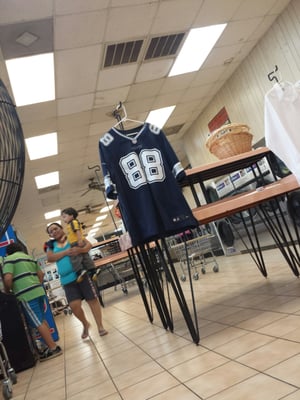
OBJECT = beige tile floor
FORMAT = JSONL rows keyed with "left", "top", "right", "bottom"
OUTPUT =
{"left": 9, "top": 248, "right": 300, "bottom": 399}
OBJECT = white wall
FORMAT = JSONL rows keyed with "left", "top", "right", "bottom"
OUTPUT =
{"left": 183, "top": 0, "right": 300, "bottom": 168}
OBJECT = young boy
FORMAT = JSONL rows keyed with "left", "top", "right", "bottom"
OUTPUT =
{"left": 61, "top": 207, "right": 97, "bottom": 282}
{"left": 3, "top": 243, "right": 62, "bottom": 361}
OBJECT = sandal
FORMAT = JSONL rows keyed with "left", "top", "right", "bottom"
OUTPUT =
{"left": 81, "top": 323, "right": 90, "bottom": 339}
{"left": 99, "top": 329, "right": 108, "bottom": 336}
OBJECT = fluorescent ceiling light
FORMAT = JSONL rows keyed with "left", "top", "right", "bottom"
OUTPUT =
{"left": 45, "top": 210, "right": 61, "bottom": 220}
{"left": 6, "top": 52, "right": 55, "bottom": 106}
{"left": 146, "top": 105, "right": 176, "bottom": 129}
{"left": 96, "top": 215, "right": 107, "bottom": 221}
{"left": 169, "top": 24, "right": 227, "bottom": 77}
{"left": 46, "top": 219, "right": 61, "bottom": 227}
{"left": 35, "top": 171, "right": 59, "bottom": 189}
{"left": 25, "top": 132, "right": 58, "bottom": 160}
{"left": 89, "top": 228, "right": 99, "bottom": 232}
{"left": 46, "top": 220, "right": 61, "bottom": 227}
{"left": 89, "top": 229, "right": 99, "bottom": 235}
{"left": 92, "top": 222, "right": 103, "bottom": 228}
{"left": 100, "top": 205, "right": 113, "bottom": 213}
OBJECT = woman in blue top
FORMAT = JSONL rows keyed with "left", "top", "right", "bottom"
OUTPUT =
{"left": 45, "top": 223, "right": 107, "bottom": 338}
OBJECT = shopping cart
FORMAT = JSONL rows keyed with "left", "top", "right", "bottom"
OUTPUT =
{"left": 169, "top": 233, "right": 219, "bottom": 281}
{"left": 0, "top": 321, "right": 17, "bottom": 400}
{"left": 47, "top": 289, "right": 72, "bottom": 316}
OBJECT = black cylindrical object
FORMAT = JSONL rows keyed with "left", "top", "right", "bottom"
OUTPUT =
{"left": 0, "top": 292, "right": 37, "bottom": 372}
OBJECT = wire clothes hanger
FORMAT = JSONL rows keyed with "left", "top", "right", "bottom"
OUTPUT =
{"left": 112, "top": 102, "right": 144, "bottom": 130}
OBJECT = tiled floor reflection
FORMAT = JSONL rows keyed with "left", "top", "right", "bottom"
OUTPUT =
{"left": 10, "top": 248, "right": 300, "bottom": 399}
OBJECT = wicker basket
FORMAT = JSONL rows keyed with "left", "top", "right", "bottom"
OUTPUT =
{"left": 206, "top": 123, "right": 253, "bottom": 159}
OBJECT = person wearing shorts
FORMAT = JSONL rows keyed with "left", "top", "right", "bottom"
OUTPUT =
{"left": 3, "top": 243, "right": 62, "bottom": 361}
{"left": 45, "top": 223, "right": 107, "bottom": 339}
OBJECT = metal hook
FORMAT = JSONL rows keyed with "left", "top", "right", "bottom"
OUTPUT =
{"left": 88, "top": 164, "right": 101, "bottom": 172}
{"left": 112, "top": 101, "right": 127, "bottom": 129}
{"left": 112, "top": 101, "right": 127, "bottom": 120}
{"left": 267, "top": 65, "right": 279, "bottom": 83}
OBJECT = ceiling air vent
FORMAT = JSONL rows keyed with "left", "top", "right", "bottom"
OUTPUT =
{"left": 104, "top": 40, "right": 143, "bottom": 67}
{"left": 145, "top": 33, "right": 185, "bottom": 60}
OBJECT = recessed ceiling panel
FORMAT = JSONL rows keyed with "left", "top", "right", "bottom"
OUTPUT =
{"left": 144, "top": 33, "right": 185, "bottom": 60}
{"left": 104, "top": 40, "right": 143, "bottom": 67}
{"left": 0, "top": 18, "right": 53, "bottom": 60}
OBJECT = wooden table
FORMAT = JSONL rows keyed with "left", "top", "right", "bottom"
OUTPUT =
{"left": 192, "top": 174, "right": 299, "bottom": 224}
{"left": 182, "top": 149, "right": 300, "bottom": 277}
{"left": 94, "top": 150, "right": 300, "bottom": 345}
{"left": 93, "top": 250, "right": 129, "bottom": 268}
{"left": 181, "top": 147, "right": 276, "bottom": 206}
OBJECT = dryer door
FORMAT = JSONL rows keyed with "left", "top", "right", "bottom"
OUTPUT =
{"left": 217, "top": 220, "right": 234, "bottom": 247}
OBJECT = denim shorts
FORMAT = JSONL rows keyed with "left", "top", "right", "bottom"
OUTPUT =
{"left": 63, "top": 274, "right": 98, "bottom": 303}
{"left": 21, "top": 295, "right": 47, "bottom": 328}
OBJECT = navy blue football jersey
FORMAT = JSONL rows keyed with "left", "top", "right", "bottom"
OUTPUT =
{"left": 99, "top": 123, "right": 198, "bottom": 246}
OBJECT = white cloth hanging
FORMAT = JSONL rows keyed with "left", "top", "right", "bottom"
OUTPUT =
{"left": 264, "top": 81, "right": 300, "bottom": 183}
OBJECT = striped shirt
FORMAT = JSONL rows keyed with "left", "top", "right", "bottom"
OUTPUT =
{"left": 3, "top": 251, "right": 44, "bottom": 301}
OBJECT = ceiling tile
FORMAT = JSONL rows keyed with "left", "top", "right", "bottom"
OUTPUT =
{"left": 218, "top": 18, "right": 265, "bottom": 46}
{"left": 57, "top": 93, "right": 94, "bottom": 116}
{"left": 234, "top": 0, "right": 281, "bottom": 19}
{"left": 270, "top": 0, "right": 292, "bottom": 14}
{"left": 249, "top": 15, "right": 279, "bottom": 41}
{"left": 160, "top": 73, "right": 196, "bottom": 94}
{"left": 29, "top": 156, "right": 60, "bottom": 175}
{"left": 91, "top": 104, "right": 118, "bottom": 124}
{"left": 111, "top": 0, "right": 157, "bottom": 7}
{"left": 172, "top": 99, "right": 205, "bottom": 117}
{"left": 55, "top": 11, "right": 106, "bottom": 50}
{"left": 55, "top": 0, "right": 110, "bottom": 15}
{"left": 17, "top": 101, "right": 57, "bottom": 124}
{"left": 94, "top": 85, "right": 131, "bottom": 108}
{"left": 151, "top": 91, "right": 183, "bottom": 110}
{"left": 135, "top": 59, "right": 174, "bottom": 82}
{"left": 0, "top": 59, "right": 11, "bottom": 89}
{"left": 152, "top": 0, "right": 202, "bottom": 33}
{"left": 21, "top": 118, "right": 58, "bottom": 138}
{"left": 123, "top": 98, "right": 155, "bottom": 116}
{"left": 0, "top": 0, "right": 53, "bottom": 24}
{"left": 127, "top": 79, "right": 164, "bottom": 101}
{"left": 56, "top": 45, "right": 102, "bottom": 97}
{"left": 194, "top": 0, "right": 243, "bottom": 26}
{"left": 181, "top": 84, "right": 214, "bottom": 103}
{"left": 89, "top": 121, "right": 115, "bottom": 137}
{"left": 0, "top": 18, "right": 53, "bottom": 59}
{"left": 193, "top": 65, "right": 226, "bottom": 85}
{"left": 41, "top": 195, "right": 60, "bottom": 207}
{"left": 203, "top": 43, "right": 244, "bottom": 68}
{"left": 104, "top": 3, "right": 157, "bottom": 42}
{"left": 57, "top": 110, "right": 92, "bottom": 129}
{"left": 97, "top": 64, "right": 138, "bottom": 91}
